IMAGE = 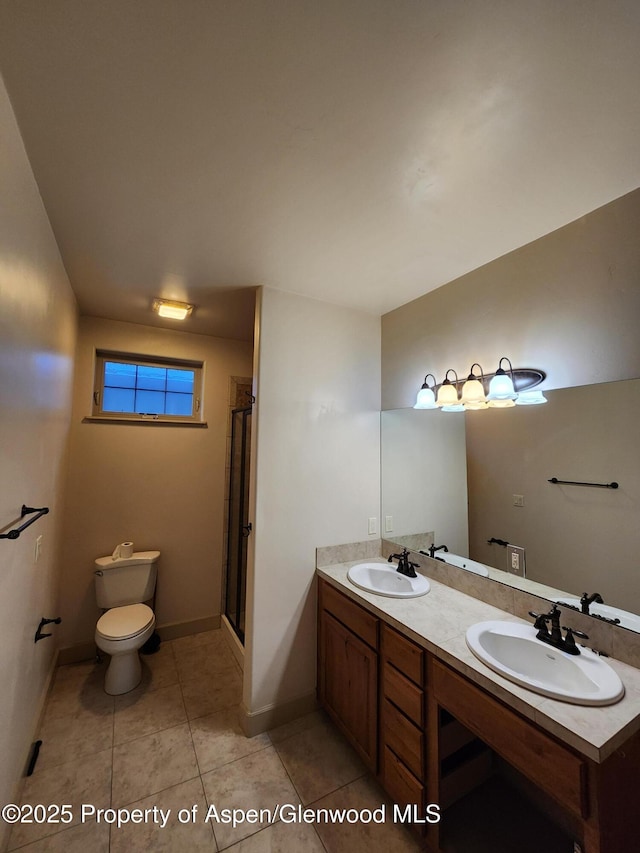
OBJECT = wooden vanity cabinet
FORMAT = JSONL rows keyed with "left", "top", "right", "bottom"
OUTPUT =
{"left": 379, "top": 623, "right": 427, "bottom": 812}
{"left": 430, "top": 658, "right": 640, "bottom": 853}
{"left": 317, "top": 578, "right": 640, "bottom": 853}
{"left": 317, "top": 579, "right": 379, "bottom": 770}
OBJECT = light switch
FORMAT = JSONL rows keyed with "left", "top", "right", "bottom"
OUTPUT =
{"left": 368, "top": 517, "right": 377, "bottom": 535}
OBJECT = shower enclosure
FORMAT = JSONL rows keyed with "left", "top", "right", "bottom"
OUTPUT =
{"left": 224, "top": 404, "right": 252, "bottom": 644}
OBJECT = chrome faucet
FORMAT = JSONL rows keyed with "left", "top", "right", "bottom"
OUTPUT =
{"left": 529, "top": 604, "right": 589, "bottom": 656}
{"left": 388, "top": 548, "right": 419, "bottom": 579}
{"left": 580, "top": 592, "right": 604, "bottom": 614}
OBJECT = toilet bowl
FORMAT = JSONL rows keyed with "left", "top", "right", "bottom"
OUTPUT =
{"left": 93, "top": 548, "right": 160, "bottom": 695}
{"left": 95, "top": 603, "right": 155, "bottom": 695}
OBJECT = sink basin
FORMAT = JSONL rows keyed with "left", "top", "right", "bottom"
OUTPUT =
{"left": 435, "top": 551, "right": 490, "bottom": 577}
{"left": 466, "top": 620, "right": 624, "bottom": 705}
{"left": 347, "top": 562, "right": 430, "bottom": 598}
{"left": 555, "top": 598, "right": 640, "bottom": 633}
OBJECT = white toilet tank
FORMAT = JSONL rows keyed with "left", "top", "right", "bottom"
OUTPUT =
{"left": 94, "top": 550, "right": 160, "bottom": 609}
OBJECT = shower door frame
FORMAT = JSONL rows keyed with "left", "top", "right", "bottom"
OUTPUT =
{"left": 224, "top": 404, "right": 252, "bottom": 644}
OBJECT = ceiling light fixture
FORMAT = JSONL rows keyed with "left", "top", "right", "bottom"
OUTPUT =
{"left": 152, "top": 298, "right": 194, "bottom": 320}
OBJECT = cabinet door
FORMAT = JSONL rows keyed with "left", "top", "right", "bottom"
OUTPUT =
{"left": 319, "top": 609, "right": 378, "bottom": 770}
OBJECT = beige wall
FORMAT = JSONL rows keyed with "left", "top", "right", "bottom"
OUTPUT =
{"left": 0, "top": 75, "right": 77, "bottom": 840}
{"left": 466, "top": 379, "right": 640, "bottom": 615}
{"left": 59, "top": 317, "right": 253, "bottom": 651}
{"left": 382, "top": 188, "right": 640, "bottom": 410}
{"left": 244, "top": 287, "right": 381, "bottom": 725}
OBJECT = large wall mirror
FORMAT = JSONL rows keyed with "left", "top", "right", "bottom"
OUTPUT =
{"left": 382, "top": 377, "right": 640, "bottom": 631}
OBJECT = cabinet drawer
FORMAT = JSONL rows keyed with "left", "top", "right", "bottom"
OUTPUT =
{"left": 432, "top": 660, "right": 588, "bottom": 818}
{"left": 382, "top": 661, "right": 424, "bottom": 727}
{"left": 382, "top": 623, "right": 424, "bottom": 685}
{"left": 383, "top": 746, "right": 425, "bottom": 812}
{"left": 320, "top": 580, "right": 378, "bottom": 649}
{"left": 382, "top": 697, "right": 424, "bottom": 780}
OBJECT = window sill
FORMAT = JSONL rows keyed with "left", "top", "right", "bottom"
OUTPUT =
{"left": 83, "top": 416, "right": 208, "bottom": 427}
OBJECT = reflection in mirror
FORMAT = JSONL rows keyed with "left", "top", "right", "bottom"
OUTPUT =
{"left": 382, "top": 378, "right": 640, "bottom": 631}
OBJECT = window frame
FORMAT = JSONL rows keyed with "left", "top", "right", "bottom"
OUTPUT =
{"left": 91, "top": 350, "right": 204, "bottom": 424}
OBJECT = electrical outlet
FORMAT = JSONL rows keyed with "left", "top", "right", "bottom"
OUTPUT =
{"left": 368, "top": 517, "right": 377, "bottom": 535}
{"left": 507, "top": 544, "right": 526, "bottom": 577}
{"left": 35, "top": 535, "right": 43, "bottom": 562}
{"left": 513, "top": 494, "right": 524, "bottom": 507}
{"left": 385, "top": 515, "right": 393, "bottom": 533}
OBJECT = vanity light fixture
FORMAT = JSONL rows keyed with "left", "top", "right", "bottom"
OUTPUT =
{"left": 437, "top": 369, "right": 465, "bottom": 412}
{"left": 413, "top": 360, "right": 547, "bottom": 412}
{"left": 414, "top": 374, "right": 439, "bottom": 409}
{"left": 486, "top": 357, "right": 518, "bottom": 408}
{"left": 152, "top": 298, "right": 194, "bottom": 320}
{"left": 515, "top": 389, "right": 548, "bottom": 405}
{"left": 460, "top": 364, "right": 488, "bottom": 410}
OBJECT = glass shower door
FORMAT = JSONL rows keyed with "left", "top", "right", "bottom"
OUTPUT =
{"left": 224, "top": 405, "right": 251, "bottom": 643}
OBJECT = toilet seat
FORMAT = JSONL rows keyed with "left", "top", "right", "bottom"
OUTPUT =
{"left": 96, "top": 603, "right": 154, "bottom": 641}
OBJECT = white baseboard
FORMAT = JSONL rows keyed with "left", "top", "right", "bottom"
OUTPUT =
{"left": 239, "top": 691, "right": 318, "bottom": 737}
{"left": 220, "top": 615, "right": 244, "bottom": 670}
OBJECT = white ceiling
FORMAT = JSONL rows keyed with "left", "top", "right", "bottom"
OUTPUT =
{"left": 1, "top": 0, "right": 639, "bottom": 341}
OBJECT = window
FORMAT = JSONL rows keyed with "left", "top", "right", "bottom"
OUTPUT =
{"left": 92, "top": 351, "right": 203, "bottom": 423}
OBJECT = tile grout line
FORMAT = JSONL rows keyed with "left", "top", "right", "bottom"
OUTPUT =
{"left": 109, "top": 683, "right": 115, "bottom": 853}
{"left": 267, "top": 741, "right": 331, "bottom": 852}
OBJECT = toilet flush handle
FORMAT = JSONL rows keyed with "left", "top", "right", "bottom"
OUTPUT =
{"left": 94, "top": 569, "right": 104, "bottom": 576}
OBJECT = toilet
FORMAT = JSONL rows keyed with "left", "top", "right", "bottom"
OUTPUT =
{"left": 94, "top": 550, "right": 160, "bottom": 695}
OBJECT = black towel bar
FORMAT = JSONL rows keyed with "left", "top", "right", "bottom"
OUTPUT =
{"left": 0, "top": 505, "right": 50, "bottom": 540}
{"left": 548, "top": 478, "right": 618, "bottom": 489}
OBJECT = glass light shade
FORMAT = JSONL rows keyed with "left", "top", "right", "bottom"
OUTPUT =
{"left": 487, "top": 397, "right": 516, "bottom": 408}
{"left": 414, "top": 386, "right": 438, "bottom": 409}
{"left": 436, "top": 382, "right": 459, "bottom": 407}
{"left": 440, "top": 403, "right": 465, "bottom": 412}
{"left": 486, "top": 370, "right": 517, "bottom": 401}
{"left": 515, "top": 389, "right": 548, "bottom": 405}
{"left": 460, "top": 377, "right": 486, "bottom": 407}
{"left": 464, "top": 400, "right": 488, "bottom": 410}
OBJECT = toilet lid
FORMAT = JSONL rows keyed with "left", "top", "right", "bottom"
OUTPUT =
{"left": 96, "top": 604, "right": 154, "bottom": 640}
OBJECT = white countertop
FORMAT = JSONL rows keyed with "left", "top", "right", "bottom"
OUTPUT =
{"left": 318, "top": 558, "right": 640, "bottom": 763}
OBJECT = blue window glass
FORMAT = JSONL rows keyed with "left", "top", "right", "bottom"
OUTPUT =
{"left": 167, "top": 369, "right": 194, "bottom": 394}
{"left": 98, "top": 356, "right": 198, "bottom": 418}
{"left": 103, "top": 387, "right": 136, "bottom": 412}
{"left": 165, "top": 392, "right": 193, "bottom": 416}
{"left": 137, "top": 366, "right": 167, "bottom": 391}
{"left": 104, "top": 361, "right": 136, "bottom": 388}
{"left": 135, "top": 390, "right": 165, "bottom": 413}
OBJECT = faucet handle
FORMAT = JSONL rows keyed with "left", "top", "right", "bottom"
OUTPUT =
{"left": 529, "top": 611, "right": 550, "bottom": 632}
{"left": 562, "top": 626, "right": 589, "bottom": 655}
{"left": 563, "top": 626, "right": 589, "bottom": 640}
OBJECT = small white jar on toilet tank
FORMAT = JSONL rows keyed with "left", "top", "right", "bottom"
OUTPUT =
{"left": 93, "top": 550, "right": 160, "bottom": 695}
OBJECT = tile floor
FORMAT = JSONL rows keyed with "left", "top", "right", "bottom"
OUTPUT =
{"left": 7, "top": 630, "right": 422, "bottom": 852}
